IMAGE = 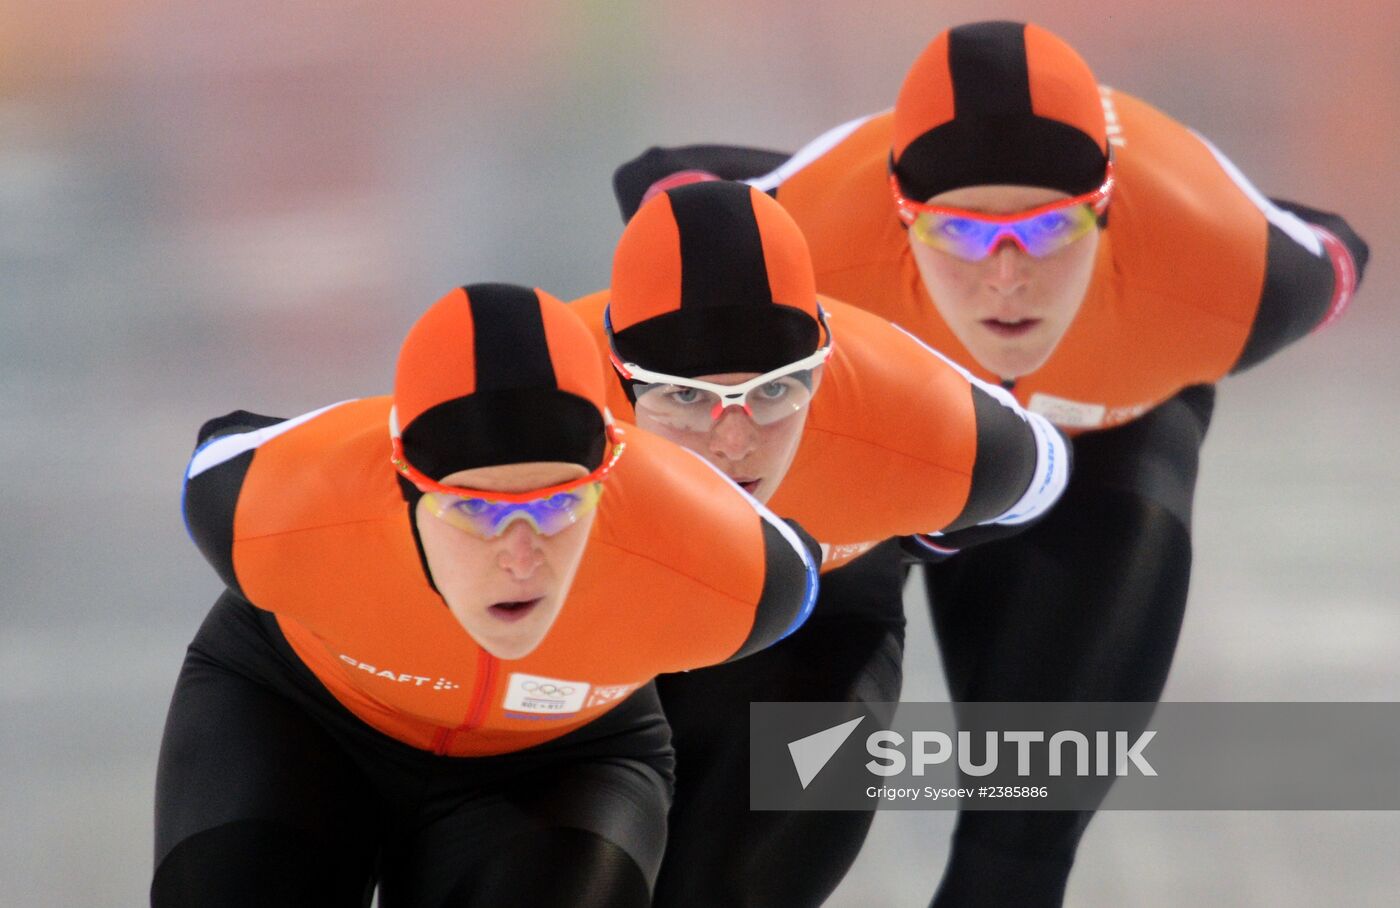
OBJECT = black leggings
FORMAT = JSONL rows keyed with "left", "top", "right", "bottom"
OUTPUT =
{"left": 650, "top": 540, "right": 908, "bottom": 908}
{"left": 152, "top": 594, "right": 671, "bottom": 907}
{"left": 925, "top": 384, "right": 1215, "bottom": 907}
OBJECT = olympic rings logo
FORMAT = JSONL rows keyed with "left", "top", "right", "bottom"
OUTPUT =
{"left": 521, "top": 682, "right": 576, "bottom": 697}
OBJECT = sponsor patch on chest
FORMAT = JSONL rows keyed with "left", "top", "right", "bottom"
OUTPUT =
{"left": 586, "top": 683, "right": 641, "bottom": 708}
{"left": 819, "top": 540, "right": 880, "bottom": 569}
{"left": 1027, "top": 393, "right": 1106, "bottom": 429}
{"left": 1028, "top": 393, "right": 1157, "bottom": 430}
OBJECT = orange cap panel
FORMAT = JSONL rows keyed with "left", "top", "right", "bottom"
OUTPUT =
{"left": 1024, "top": 23, "right": 1108, "bottom": 155}
{"left": 393, "top": 287, "right": 478, "bottom": 430}
{"left": 892, "top": 32, "right": 954, "bottom": 160}
{"left": 571, "top": 290, "right": 639, "bottom": 420}
{"left": 750, "top": 185, "right": 819, "bottom": 317}
{"left": 610, "top": 192, "right": 685, "bottom": 331}
{"left": 537, "top": 287, "right": 608, "bottom": 411}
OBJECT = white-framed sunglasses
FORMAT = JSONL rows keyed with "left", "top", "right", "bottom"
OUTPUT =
{"left": 604, "top": 304, "right": 834, "bottom": 432}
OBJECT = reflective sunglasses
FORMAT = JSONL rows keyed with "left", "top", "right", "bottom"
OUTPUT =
{"left": 422, "top": 481, "right": 604, "bottom": 538}
{"left": 389, "top": 412, "right": 625, "bottom": 537}
{"left": 889, "top": 161, "right": 1113, "bottom": 261}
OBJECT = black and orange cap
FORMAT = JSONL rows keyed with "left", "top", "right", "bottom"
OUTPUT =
{"left": 892, "top": 21, "right": 1109, "bottom": 202}
{"left": 393, "top": 283, "right": 607, "bottom": 480}
{"left": 609, "top": 180, "right": 821, "bottom": 378}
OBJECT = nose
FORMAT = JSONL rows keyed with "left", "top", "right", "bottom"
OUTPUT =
{"left": 983, "top": 241, "right": 1030, "bottom": 296}
{"left": 707, "top": 406, "right": 760, "bottom": 462}
{"left": 495, "top": 520, "right": 544, "bottom": 579}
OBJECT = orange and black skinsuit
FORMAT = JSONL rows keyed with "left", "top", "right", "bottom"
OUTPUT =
{"left": 573, "top": 180, "right": 1070, "bottom": 907}
{"left": 152, "top": 285, "right": 819, "bottom": 908}
{"left": 613, "top": 22, "right": 1369, "bottom": 908}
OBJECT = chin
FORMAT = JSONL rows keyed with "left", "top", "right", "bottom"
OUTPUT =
{"left": 475, "top": 630, "right": 545, "bottom": 661}
{"left": 750, "top": 479, "right": 778, "bottom": 504}
{"left": 968, "top": 340, "right": 1055, "bottom": 380}
{"left": 989, "top": 353, "right": 1049, "bottom": 380}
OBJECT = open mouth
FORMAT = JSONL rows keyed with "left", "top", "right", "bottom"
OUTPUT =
{"left": 733, "top": 478, "right": 762, "bottom": 495}
{"left": 487, "top": 598, "right": 543, "bottom": 623}
{"left": 981, "top": 318, "right": 1040, "bottom": 338}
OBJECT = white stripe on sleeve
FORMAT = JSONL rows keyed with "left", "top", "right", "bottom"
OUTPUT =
{"left": 1192, "top": 130, "right": 1323, "bottom": 257}
{"left": 746, "top": 112, "right": 881, "bottom": 193}
{"left": 186, "top": 400, "right": 354, "bottom": 479}
{"left": 889, "top": 324, "right": 1069, "bottom": 527}
{"left": 996, "top": 411, "right": 1070, "bottom": 526}
{"left": 677, "top": 447, "right": 819, "bottom": 638}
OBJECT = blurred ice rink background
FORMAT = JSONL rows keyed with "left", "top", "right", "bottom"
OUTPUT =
{"left": 2, "top": 2, "right": 1396, "bottom": 905}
